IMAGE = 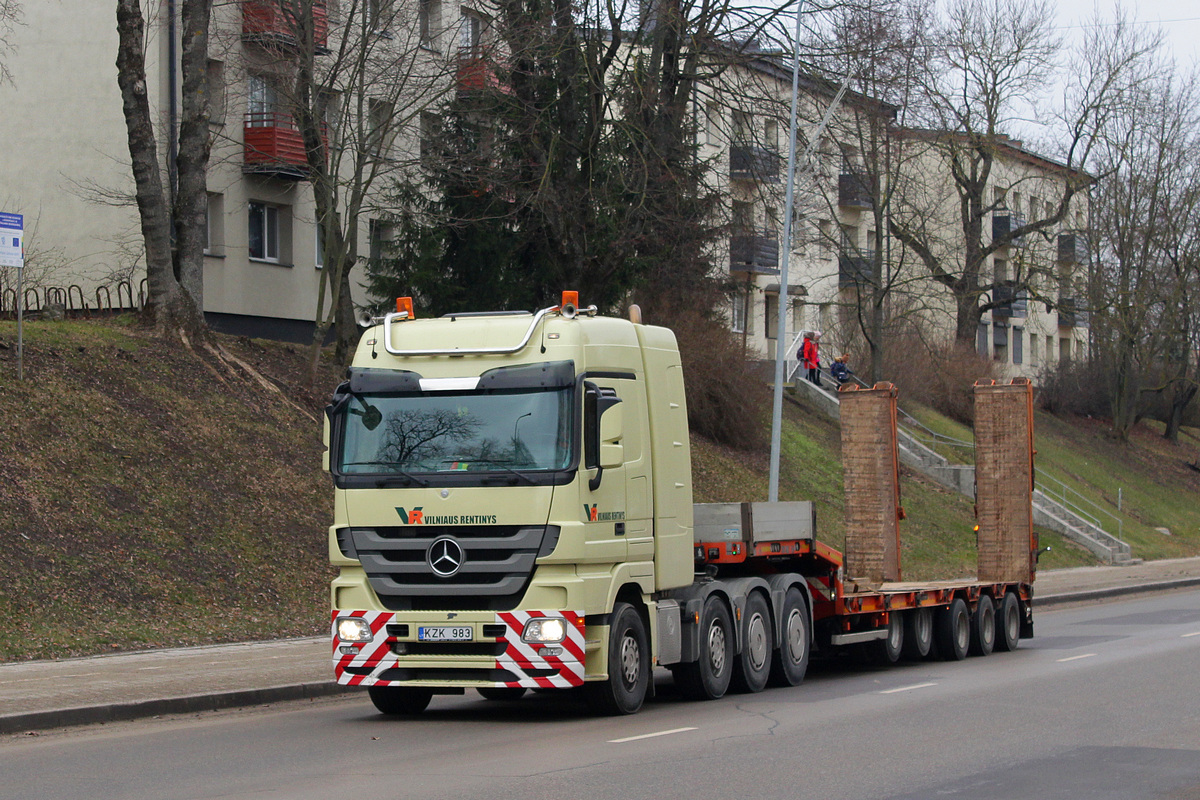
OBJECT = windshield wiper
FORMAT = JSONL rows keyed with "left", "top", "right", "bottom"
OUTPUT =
{"left": 341, "top": 461, "right": 430, "bottom": 487}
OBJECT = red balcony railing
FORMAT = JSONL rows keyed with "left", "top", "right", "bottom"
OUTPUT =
{"left": 456, "top": 52, "right": 506, "bottom": 94}
{"left": 244, "top": 111, "right": 309, "bottom": 178}
{"left": 242, "top": 0, "right": 328, "bottom": 51}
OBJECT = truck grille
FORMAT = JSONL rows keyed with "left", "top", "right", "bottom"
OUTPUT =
{"left": 349, "top": 525, "right": 559, "bottom": 611}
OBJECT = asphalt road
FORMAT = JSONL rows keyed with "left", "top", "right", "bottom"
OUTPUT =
{"left": 3, "top": 589, "right": 1200, "bottom": 800}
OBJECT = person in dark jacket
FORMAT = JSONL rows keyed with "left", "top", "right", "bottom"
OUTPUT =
{"left": 800, "top": 331, "right": 821, "bottom": 386}
{"left": 830, "top": 354, "right": 852, "bottom": 386}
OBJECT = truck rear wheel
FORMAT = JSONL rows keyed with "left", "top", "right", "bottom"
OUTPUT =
{"left": 934, "top": 598, "right": 970, "bottom": 661}
{"left": 675, "top": 595, "right": 734, "bottom": 700}
{"left": 367, "top": 686, "right": 434, "bottom": 716}
{"left": 584, "top": 602, "right": 649, "bottom": 716}
{"left": 868, "top": 612, "right": 905, "bottom": 665}
{"left": 902, "top": 608, "right": 933, "bottom": 660}
{"left": 995, "top": 592, "right": 1021, "bottom": 652}
{"left": 969, "top": 595, "right": 996, "bottom": 656}
{"left": 731, "top": 592, "right": 773, "bottom": 693}
{"left": 769, "top": 587, "right": 810, "bottom": 687}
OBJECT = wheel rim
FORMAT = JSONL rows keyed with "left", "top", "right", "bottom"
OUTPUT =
{"left": 620, "top": 632, "right": 640, "bottom": 688}
{"left": 888, "top": 617, "right": 903, "bottom": 650}
{"left": 746, "top": 613, "right": 768, "bottom": 671}
{"left": 1005, "top": 603, "right": 1019, "bottom": 641}
{"left": 955, "top": 610, "right": 969, "bottom": 650}
{"left": 982, "top": 607, "right": 995, "bottom": 646}
{"left": 784, "top": 609, "right": 806, "bottom": 665}
{"left": 916, "top": 609, "right": 932, "bottom": 645}
{"left": 708, "top": 620, "right": 728, "bottom": 675}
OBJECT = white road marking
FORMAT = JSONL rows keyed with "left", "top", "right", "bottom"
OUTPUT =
{"left": 1182, "top": 631, "right": 1200, "bottom": 638}
{"left": 1057, "top": 653, "right": 1097, "bottom": 662}
{"left": 609, "top": 727, "right": 697, "bottom": 743}
{"left": 879, "top": 682, "right": 938, "bottom": 694}
{"left": 137, "top": 666, "right": 165, "bottom": 671}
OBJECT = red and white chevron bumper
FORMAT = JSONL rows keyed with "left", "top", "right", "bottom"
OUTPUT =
{"left": 332, "top": 609, "right": 587, "bottom": 689}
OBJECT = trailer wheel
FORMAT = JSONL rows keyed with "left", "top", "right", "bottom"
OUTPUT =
{"left": 970, "top": 595, "right": 996, "bottom": 656}
{"left": 934, "top": 598, "right": 970, "bottom": 661}
{"left": 731, "top": 592, "right": 773, "bottom": 693}
{"left": 769, "top": 587, "right": 810, "bottom": 687}
{"left": 477, "top": 687, "right": 527, "bottom": 701}
{"left": 902, "top": 608, "right": 933, "bottom": 660}
{"left": 995, "top": 592, "right": 1021, "bottom": 652}
{"left": 868, "top": 612, "right": 905, "bottom": 665}
{"left": 585, "top": 602, "right": 649, "bottom": 716}
{"left": 367, "top": 686, "right": 434, "bottom": 716}
{"left": 675, "top": 596, "right": 734, "bottom": 700}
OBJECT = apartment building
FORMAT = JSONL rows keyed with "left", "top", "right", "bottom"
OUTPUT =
{"left": 0, "top": 0, "right": 462, "bottom": 341}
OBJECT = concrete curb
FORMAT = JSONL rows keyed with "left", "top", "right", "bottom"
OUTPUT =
{"left": 0, "top": 681, "right": 357, "bottom": 736}
{"left": 1033, "top": 576, "right": 1200, "bottom": 609}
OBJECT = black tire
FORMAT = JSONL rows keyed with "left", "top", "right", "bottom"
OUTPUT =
{"left": 731, "top": 592, "right": 773, "bottom": 693}
{"left": 584, "top": 602, "right": 649, "bottom": 715}
{"left": 769, "top": 587, "right": 810, "bottom": 687}
{"left": 902, "top": 607, "right": 933, "bottom": 660}
{"left": 477, "top": 687, "right": 527, "bottom": 701}
{"left": 970, "top": 595, "right": 996, "bottom": 657}
{"left": 675, "top": 595, "right": 735, "bottom": 700}
{"left": 367, "top": 686, "right": 434, "bottom": 716}
{"left": 868, "top": 612, "right": 905, "bottom": 665}
{"left": 934, "top": 597, "right": 970, "bottom": 661}
{"left": 995, "top": 592, "right": 1021, "bottom": 652}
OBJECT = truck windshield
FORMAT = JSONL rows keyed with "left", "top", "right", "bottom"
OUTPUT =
{"left": 338, "top": 387, "right": 573, "bottom": 476}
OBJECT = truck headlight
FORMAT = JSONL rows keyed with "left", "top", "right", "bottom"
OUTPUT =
{"left": 336, "top": 617, "right": 374, "bottom": 643}
{"left": 522, "top": 617, "right": 566, "bottom": 644}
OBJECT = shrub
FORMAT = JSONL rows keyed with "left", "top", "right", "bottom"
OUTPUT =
{"left": 881, "top": 327, "right": 1000, "bottom": 425}
{"left": 1036, "top": 358, "right": 1108, "bottom": 417}
{"left": 644, "top": 303, "right": 768, "bottom": 450}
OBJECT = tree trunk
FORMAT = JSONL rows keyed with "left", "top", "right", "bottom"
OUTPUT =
{"left": 115, "top": 0, "right": 208, "bottom": 337}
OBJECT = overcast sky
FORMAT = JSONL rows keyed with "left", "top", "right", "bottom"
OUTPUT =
{"left": 1053, "top": 0, "right": 1200, "bottom": 65}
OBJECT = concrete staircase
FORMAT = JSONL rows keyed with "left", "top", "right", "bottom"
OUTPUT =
{"left": 786, "top": 371, "right": 1136, "bottom": 565}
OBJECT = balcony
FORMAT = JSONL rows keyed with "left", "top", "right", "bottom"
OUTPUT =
{"left": 456, "top": 52, "right": 506, "bottom": 94}
{"left": 244, "top": 112, "right": 310, "bottom": 180}
{"left": 729, "top": 144, "right": 781, "bottom": 183}
{"left": 1057, "top": 296, "right": 1089, "bottom": 328}
{"left": 730, "top": 233, "right": 780, "bottom": 275}
{"left": 242, "top": 0, "right": 328, "bottom": 51}
{"left": 990, "top": 286, "right": 1027, "bottom": 318}
{"left": 1058, "top": 232, "right": 1088, "bottom": 264}
{"left": 838, "top": 172, "right": 873, "bottom": 210}
{"left": 838, "top": 253, "right": 874, "bottom": 289}
{"left": 992, "top": 211, "right": 1027, "bottom": 248}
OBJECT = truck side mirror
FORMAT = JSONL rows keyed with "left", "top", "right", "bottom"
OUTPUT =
{"left": 599, "top": 403, "right": 624, "bottom": 469}
{"left": 584, "top": 382, "right": 623, "bottom": 490}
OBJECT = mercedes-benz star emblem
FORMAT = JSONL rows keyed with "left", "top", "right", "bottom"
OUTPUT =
{"left": 427, "top": 537, "right": 464, "bottom": 578}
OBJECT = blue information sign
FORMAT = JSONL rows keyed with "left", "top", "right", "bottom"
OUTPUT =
{"left": 0, "top": 211, "right": 24, "bottom": 268}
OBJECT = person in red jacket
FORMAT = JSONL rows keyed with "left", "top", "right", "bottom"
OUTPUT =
{"left": 800, "top": 331, "right": 821, "bottom": 387}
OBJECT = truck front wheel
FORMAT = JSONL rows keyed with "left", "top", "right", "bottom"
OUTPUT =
{"left": 367, "top": 686, "right": 434, "bottom": 716}
{"left": 675, "top": 596, "right": 735, "bottom": 700}
{"left": 585, "top": 602, "right": 649, "bottom": 716}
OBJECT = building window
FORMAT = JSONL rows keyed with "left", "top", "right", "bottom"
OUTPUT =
{"left": 315, "top": 219, "right": 325, "bottom": 269}
{"left": 731, "top": 292, "right": 747, "bottom": 333}
{"left": 818, "top": 220, "right": 832, "bottom": 258}
{"left": 248, "top": 201, "right": 282, "bottom": 262}
{"left": 705, "top": 102, "right": 720, "bottom": 146}
{"left": 247, "top": 75, "right": 279, "bottom": 125}
{"left": 765, "top": 294, "right": 778, "bottom": 340}
{"left": 1012, "top": 326, "right": 1023, "bottom": 365}
{"left": 205, "top": 193, "right": 224, "bottom": 256}
{"left": 977, "top": 322, "right": 989, "bottom": 357}
{"left": 1060, "top": 337, "right": 1072, "bottom": 362}
{"left": 419, "top": 0, "right": 441, "bottom": 45}
{"left": 369, "top": 0, "right": 394, "bottom": 32}
{"left": 459, "top": 9, "right": 482, "bottom": 56}
{"left": 368, "top": 98, "right": 394, "bottom": 157}
{"left": 765, "top": 118, "right": 779, "bottom": 151}
{"left": 993, "top": 323, "right": 1008, "bottom": 363}
{"left": 1028, "top": 333, "right": 1039, "bottom": 364}
{"left": 369, "top": 218, "right": 394, "bottom": 263}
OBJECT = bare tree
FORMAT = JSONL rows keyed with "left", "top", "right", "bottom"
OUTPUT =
{"left": 115, "top": 0, "right": 211, "bottom": 336}
{"left": 1090, "top": 62, "right": 1200, "bottom": 440}
{"left": 887, "top": 0, "right": 1154, "bottom": 348}
{"left": 0, "top": 0, "right": 20, "bottom": 86}
{"left": 241, "top": 0, "right": 454, "bottom": 373}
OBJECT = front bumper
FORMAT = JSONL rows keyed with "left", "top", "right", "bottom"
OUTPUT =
{"left": 331, "top": 609, "right": 587, "bottom": 689}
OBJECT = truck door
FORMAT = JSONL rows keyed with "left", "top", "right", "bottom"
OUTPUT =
{"left": 581, "top": 380, "right": 628, "bottom": 561}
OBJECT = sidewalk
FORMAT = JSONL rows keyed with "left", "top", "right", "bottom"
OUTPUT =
{"left": 5, "top": 557, "right": 1200, "bottom": 735}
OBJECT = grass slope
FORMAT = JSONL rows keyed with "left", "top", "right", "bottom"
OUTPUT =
{"left": 0, "top": 318, "right": 1189, "bottom": 662}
